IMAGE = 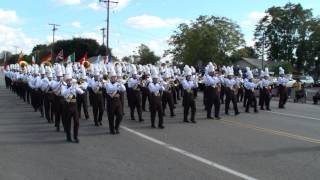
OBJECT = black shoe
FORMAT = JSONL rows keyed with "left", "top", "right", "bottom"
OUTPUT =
{"left": 245, "top": 110, "right": 249, "bottom": 113}
{"left": 56, "top": 127, "right": 60, "bottom": 132}
{"left": 254, "top": 110, "right": 258, "bottom": 113}
{"left": 151, "top": 125, "right": 156, "bottom": 128}
{"left": 260, "top": 108, "right": 264, "bottom": 110}
{"left": 183, "top": 120, "right": 189, "bottom": 123}
{"left": 110, "top": 131, "right": 115, "bottom": 135}
{"left": 207, "top": 116, "right": 214, "bottom": 119}
{"left": 74, "top": 138, "right": 79, "bottom": 143}
{"left": 131, "top": 118, "right": 136, "bottom": 121}
{"left": 139, "top": 118, "right": 144, "bottom": 122}
{"left": 225, "top": 112, "right": 229, "bottom": 115}
{"left": 94, "top": 123, "right": 99, "bottom": 127}
{"left": 267, "top": 108, "right": 271, "bottom": 111}
{"left": 85, "top": 116, "right": 89, "bottom": 120}
{"left": 115, "top": 129, "right": 120, "bottom": 134}
{"left": 99, "top": 122, "right": 103, "bottom": 126}
{"left": 66, "top": 138, "right": 72, "bottom": 142}
{"left": 235, "top": 112, "right": 240, "bottom": 116}
{"left": 171, "top": 113, "right": 176, "bottom": 117}
{"left": 158, "top": 125, "right": 165, "bottom": 129}
{"left": 191, "top": 120, "right": 196, "bottom": 124}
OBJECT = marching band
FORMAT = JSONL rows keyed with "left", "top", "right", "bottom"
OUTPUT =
{"left": 3, "top": 60, "right": 290, "bottom": 143}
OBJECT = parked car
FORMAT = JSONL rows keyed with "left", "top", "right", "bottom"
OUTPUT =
{"left": 299, "top": 76, "right": 314, "bottom": 87}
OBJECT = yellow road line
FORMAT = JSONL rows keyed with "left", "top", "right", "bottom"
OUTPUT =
{"left": 221, "top": 120, "right": 320, "bottom": 144}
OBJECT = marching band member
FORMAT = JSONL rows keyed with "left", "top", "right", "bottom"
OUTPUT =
{"left": 90, "top": 66, "right": 105, "bottom": 126}
{"left": 76, "top": 65, "right": 90, "bottom": 120}
{"left": 244, "top": 70, "right": 258, "bottom": 113}
{"left": 141, "top": 66, "right": 151, "bottom": 112}
{"left": 128, "top": 65, "right": 144, "bottom": 122}
{"left": 236, "top": 70, "right": 244, "bottom": 103}
{"left": 105, "top": 66, "right": 126, "bottom": 134}
{"left": 182, "top": 65, "right": 198, "bottom": 123}
{"left": 260, "top": 68, "right": 272, "bottom": 110}
{"left": 51, "top": 64, "right": 66, "bottom": 132}
{"left": 224, "top": 67, "right": 240, "bottom": 116}
{"left": 148, "top": 67, "right": 165, "bottom": 129}
{"left": 41, "top": 66, "right": 54, "bottom": 123}
{"left": 277, "top": 67, "right": 289, "bottom": 109}
{"left": 161, "top": 70, "right": 176, "bottom": 117}
{"left": 204, "top": 63, "right": 221, "bottom": 120}
{"left": 61, "top": 66, "right": 84, "bottom": 143}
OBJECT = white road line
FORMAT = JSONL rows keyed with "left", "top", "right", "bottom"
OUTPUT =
{"left": 121, "top": 126, "right": 257, "bottom": 180}
{"left": 267, "top": 111, "right": 320, "bottom": 121}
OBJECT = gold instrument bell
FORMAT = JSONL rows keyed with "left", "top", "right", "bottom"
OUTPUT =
{"left": 83, "top": 61, "right": 91, "bottom": 69}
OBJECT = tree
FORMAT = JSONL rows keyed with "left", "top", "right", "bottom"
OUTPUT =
{"left": 121, "top": 56, "right": 132, "bottom": 63}
{"left": 136, "top": 44, "right": 160, "bottom": 65}
{"left": 254, "top": 3, "right": 313, "bottom": 73}
{"left": 166, "top": 15, "right": 245, "bottom": 66}
{"left": 230, "top": 46, "right": 258, "bottom": 63}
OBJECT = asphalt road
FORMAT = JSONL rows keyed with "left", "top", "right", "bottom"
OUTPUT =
{"left": 1, "top": 74, "right": 320, "bottom": 180}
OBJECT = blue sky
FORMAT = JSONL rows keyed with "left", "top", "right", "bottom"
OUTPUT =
{"left": 0, "top": 0, "right": 319, "bottom": 60}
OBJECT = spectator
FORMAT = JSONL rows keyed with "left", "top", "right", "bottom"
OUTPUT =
{"left": 313, "top": 90, "right": 320, "bottom": 105}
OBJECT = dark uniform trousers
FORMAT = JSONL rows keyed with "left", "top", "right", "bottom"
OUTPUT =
{"left": 260, "top": 87, "right": 271, "bottom": 110}
{"left": 237, "top": 87, "right": 244, "bottom": 102}
{"left": 278, "top": 85, "right": 288, "bottom": 108}
{"left": 162, "top": 90, "right": 175, "bottom": 116}
{"left": 76, "top": 90, "right": 89, "bottom": 119}
{"left": 65, "top": 101, "right": 79, "bottom": 140}
{"left": 92, "top": 91, "right": 104, "bottom": 125}
{"left": 54, "top": 95, "right": 66, "bottom": 131}
{"left": 129, "top": 88, "right": 143, "bottom": 121}
{"left": 225, "top": 88, "right": 239, "bottom": 115}
{"left": 87, "top": 87, "right": 94, "bottom": 107}
{"left": 150, "top": 93, "right": 163, "bottom": 127}
{"left": 107, "top": 94, "right": 123, "bottom": 133}
{"left": 183, "top": 90, "right": 196, "bottom": 122}
{"left": 245, "top": 90, "right": 258, "bottom": 112}
{"left": 243, "top": 88, "right": 249, "bottom": 107}
{"left": 44, "top": 91, "right": 54, "bottom": 123}
{"left": 206, "top": 86, "right": 220, "bottom": 118}
{"left": 33, "top": 89, "right": 44, "bottom": 116}
{"left": 203, "top": 86, "right": 208, "bottom": 110}
{"left": 119, "top": 91, "right": 125, "bottom": 115}
{"left": 220, "top": 85, "right": 225, "bottom": 104}
{"left": 258, "top": 88, "right": 263, "bottom": 107}
{"left": 141, "top": 86, "right": 150, "bottom": 111}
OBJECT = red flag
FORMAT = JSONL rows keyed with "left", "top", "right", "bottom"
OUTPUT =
{"left": 41, "top": 52, "right": 52, "bottom": 63}
{"left": 79, "top": 52, "right": 88, "bottom": 65}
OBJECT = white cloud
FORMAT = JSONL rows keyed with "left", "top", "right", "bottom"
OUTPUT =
{"left": 241, "top": 11, "right": 266, "bottom": 30}
{"left": 0, "top": 9, "right": 22, "bottom": 25}
{"left": 0, "top": 25, "right": 40, "bottom": 53}
{"left": 71, "top": 21, "right": 81, "bottom": 28}
{"left": 241, "top": 11, "right": 266, "bottom": 47}
{"left": 88, "top": 2, "right": 101, "bottom": 10}
{"left": 114, "top": 0, "right": 131, "bottom": 11}
{"left": 0, "top": 9, "right": 39, "bottom": 53}
{"left": 126, "top": 15, "right": 184, "bottom": 29}
{"left": 112, "top": 37, "right": 170, "bottom": 62}
{"left": 52, "top": 0, "right": 81, "bottom": 5}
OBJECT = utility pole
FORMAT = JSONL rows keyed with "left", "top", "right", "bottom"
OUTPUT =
{"left": 49, "top": 23, "right": 60, "bottom": 59}
{"left": 13, "top": 45, "right": 19, "bottom": 54}
{"left": 262, "top": 32, "right": 265, "bottom": 70}
{"left": 99, "top": 0, "right": 118, "bottom": 57}
{"left": 100, "top": 27, "right": 106, "bottom": 46}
